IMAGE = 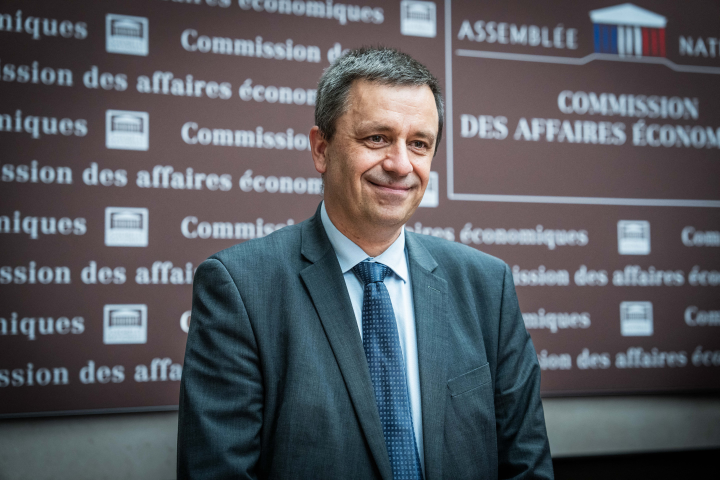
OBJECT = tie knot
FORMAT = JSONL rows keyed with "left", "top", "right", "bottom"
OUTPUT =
{"left": 352, "top": 261, "right": 391, "bottom": 286}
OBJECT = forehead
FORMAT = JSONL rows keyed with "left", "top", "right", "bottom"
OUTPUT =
{"left": 341, "top": 80, "right": 439, "bottom": 130}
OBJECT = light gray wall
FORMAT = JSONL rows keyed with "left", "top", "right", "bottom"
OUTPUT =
{"left": 1, "top": 396, "right": 719, "bottom": 480}
{"left": 0, "top": 411, "right": 178, "bottom": 480}
{"left": 543, "top": 395, "right": 720, "bottom": 456}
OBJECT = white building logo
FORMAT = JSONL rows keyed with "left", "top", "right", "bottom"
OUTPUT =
{"left": 419, "top": 171, "right": 439, "bottom": 208}
{"left": 106, "top": 14, "right": 149, "bottom": 56}
{"left": 103, "top": 304, "right": 147, "bottom": 344}
{"left": 617, "top": 220, "right": 650, "bottom": 255}
{"left": 105, "top": 207, "right": 149, "bottom": 247}
{"left": 620, "top": 301, "right": 653, "bottom": 336}
{"left": 589, "top": 4, "right": 666, "bottom": 58}
{"left": 106, "top": 110, "right": 149, "bottom": 151}
{"left": 400, "top": 1, "right": 436, "bottom": 38}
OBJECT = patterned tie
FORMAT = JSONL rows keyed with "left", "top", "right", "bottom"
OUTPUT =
{"left": 352, "top": 260, "right": 424, "bottom": 480}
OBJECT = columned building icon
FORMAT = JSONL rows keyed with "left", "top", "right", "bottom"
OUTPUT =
{"left": 590, "top": 3, "right": 667, "bottom": 57}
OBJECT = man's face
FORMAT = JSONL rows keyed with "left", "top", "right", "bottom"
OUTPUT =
{"left": 314, "top": 80, "right": 439, "bottom": 232}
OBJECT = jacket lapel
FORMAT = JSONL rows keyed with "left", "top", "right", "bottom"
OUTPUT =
{"left": 406, "top": 233, "right": 449, "bottom": 480}
{"left": 299, "top": 207, "right": 393, "bottom": 480}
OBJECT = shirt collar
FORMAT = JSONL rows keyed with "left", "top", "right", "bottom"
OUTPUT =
{"left": 320, "top": 201, "right": 408, "bottom": 283}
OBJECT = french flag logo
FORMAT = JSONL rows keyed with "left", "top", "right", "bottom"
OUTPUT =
{"left": 590, "top": 3, "right": 667, "bottom": 57}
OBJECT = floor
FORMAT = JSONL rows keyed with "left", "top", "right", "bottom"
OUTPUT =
{"left": 553, "top": 448, "right": 719, "bottom": 480}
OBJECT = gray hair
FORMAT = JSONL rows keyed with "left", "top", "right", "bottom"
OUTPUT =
{"left": 315, "top": 46, "right": 444, "bottom": 153}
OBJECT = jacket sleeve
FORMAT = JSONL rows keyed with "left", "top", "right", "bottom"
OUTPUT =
{"left": 494, "top": 264, "right": 554, "bottom": 479}
{"left": 177, "top": 258, "right": 263, "bottom": 480}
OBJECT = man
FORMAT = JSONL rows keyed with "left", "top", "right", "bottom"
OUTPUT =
{"left": 178, "top": 47, "right": 553, "bottom": 479}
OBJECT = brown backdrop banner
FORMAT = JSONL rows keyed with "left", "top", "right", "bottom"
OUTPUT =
{"left": 1, "top": 0, "right": 719, "bottom": 417}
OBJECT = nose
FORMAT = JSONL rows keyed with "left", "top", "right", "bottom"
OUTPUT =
{"left": 382, "top": 141, "right": 414, "bottom": 177}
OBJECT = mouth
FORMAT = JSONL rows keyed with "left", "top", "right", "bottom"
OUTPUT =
{"left": 367, "top": 180, "right": 413, "bottom": 195}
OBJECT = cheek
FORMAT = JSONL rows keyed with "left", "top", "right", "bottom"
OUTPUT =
{"left": 348, "top": 150, "right": 381, "bottom": 179}
{"left": 413, "top": 157, "right": 433, "bottom": 182}
{"left": 326, "top": 148, "right": 352, "bottom": 179}
{"left": 327, "top": 153, "right": 365, "bottom": 197}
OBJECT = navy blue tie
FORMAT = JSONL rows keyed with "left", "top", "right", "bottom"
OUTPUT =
{"left": 352, "top": 260, "right": 423, "bottom": 480}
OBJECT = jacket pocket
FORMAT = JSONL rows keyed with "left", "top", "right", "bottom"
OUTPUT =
{"left": 447, "top": 363, "right": 491, "bottom": 397}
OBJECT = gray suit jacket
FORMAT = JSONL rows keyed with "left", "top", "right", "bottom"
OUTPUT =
{"left": 178, "top": 204, "right": 553, "bottom": 479}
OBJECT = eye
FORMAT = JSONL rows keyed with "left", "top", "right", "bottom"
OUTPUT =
{"left": 369, "top": 135, "right": 383, "bottom": 143}
{"left": 411, "top": 140, "right": 428, "bottom": 149}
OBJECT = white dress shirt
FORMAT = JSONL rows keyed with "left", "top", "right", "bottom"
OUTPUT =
{"left": 320, "top": 201, "right": 424, "bottom": 471}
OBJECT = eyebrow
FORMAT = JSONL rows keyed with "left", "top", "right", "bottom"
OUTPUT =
{"left": 412, "top": 130, "right": 437, "bottom": 145}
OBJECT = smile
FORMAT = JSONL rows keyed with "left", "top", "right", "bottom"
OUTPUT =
{"left": 367, "top": 180, "right": 412, "bottom": 194}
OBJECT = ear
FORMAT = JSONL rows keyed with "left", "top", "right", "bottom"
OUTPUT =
{"left": 310, "top": 126, "right": 329, "bottom": 174}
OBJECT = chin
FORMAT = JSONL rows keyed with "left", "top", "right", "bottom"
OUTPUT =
{"left": 368, "top": 207, "right": 414, "bottom": 227}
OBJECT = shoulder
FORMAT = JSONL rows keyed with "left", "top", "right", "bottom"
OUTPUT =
{"left": 204, "top": 222, "right": 305, "bottom": 278}
{"left": 408, "top": 231, "right": 509, "bottom": 284}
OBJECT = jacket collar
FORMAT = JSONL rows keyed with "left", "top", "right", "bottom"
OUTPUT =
{"left": 301, "top": 202, "right": 439, "bottom": 273}
{"left": 300, "top": 202, "right": 332, "bottom": 264}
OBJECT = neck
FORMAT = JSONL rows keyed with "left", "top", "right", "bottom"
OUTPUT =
{"left": 324, "top": 202, "right": 402, "bottom": 257}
